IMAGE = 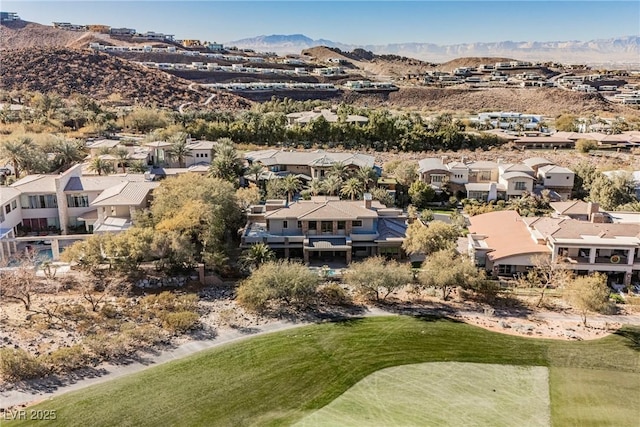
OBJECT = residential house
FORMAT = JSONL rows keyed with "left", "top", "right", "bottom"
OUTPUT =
{"left": 244, "top": 150, "right": 376, "bottom": 181}
{"left": 550, "top": 200, "right": 600, "bottom": 221}
{"left": 0, "top": 187, "right": 22, "bottom": 259}
{"left": 418, "top": 157, "right": 573, "bottom": 202}
{"left": 468, "top": 210, "right": 640, "bottom": 285}
{"left": 241, "top": 195, "right": 407, "bottom": 264}
{"left": 537, "top": 165, "right": 575, "bottom": 200}
{"left": 6, "top": 164, "right": 153, "bottom": 235}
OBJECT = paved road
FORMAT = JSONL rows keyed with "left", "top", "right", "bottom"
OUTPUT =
{"left": 1, "top": 308, "right": 638, "bottom": 409}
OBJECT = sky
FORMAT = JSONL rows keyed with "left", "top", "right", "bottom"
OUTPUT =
{"left": 3, "top": 1, "right": 639, "bottom": 45}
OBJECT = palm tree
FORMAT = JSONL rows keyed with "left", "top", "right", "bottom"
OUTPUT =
{"left": 88, "top": 157, "right": 113, "bottom": 176}
{"left": 52, "top": 138, "right": 86, "bottom": 172}
{"left": 246, "top": 163, "right": 264, "bottom": 184}
{"left": 114, "top": 147, "right": 130, "bottom": 173}
{"left": 166, "top": 132, "right": 192, "bottom": 168}
{"left": 322, "top": 175, "right": 343, "bottom": 196}
{"left": 307, "top": 178, "right": 324, "bottom": 196}
{"left": 327, "top": 162, "right": 349, "bottom": 181}
{"left": 281, "top": 174, "right": 302, "bottom": 203}
{"left": 340, "top": 177, "right": 364, "bottom": 201}
{"left": 208, "top": 142, "right": 244, "bottom": 183}
{"left": 239, "top": 243, "right": 275, "bottom": 272}
{"left": 356, "top": 166, "right": 378, "bottom": 190}
{"left": 128, "top": 160, "right": 148, "bottom": 174}
{"left": 0, "top": 137, "right": 31, "bottom": 179}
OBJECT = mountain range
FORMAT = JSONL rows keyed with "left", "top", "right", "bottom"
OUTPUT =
{"left": 227, "top": 34, "right": 640, "bottom": 65}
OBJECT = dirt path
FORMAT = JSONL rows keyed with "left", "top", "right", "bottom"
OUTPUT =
{"left": 1, "top": 308, "right": 639, "bottom": 410}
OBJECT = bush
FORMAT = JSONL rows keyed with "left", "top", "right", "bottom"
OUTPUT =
{"left": 161, "top": 311, "right": 200, "bottom": 333}
{"left": 609, "top": 293, "right": 625, "bottom": 304}
{"left": 575, "top": 139, "right": 597, "bottom": 153}
{"left": 44, "top": 345, "right": 88, "bottom": 373}
{"left": 317, "top": 283, "right": 352, "bottom": 306}
{"left": 84, "top": 332, "right": 133, "bottom": 359}
{"left": 0, "top": 347, "right": 47, "bottom": 381}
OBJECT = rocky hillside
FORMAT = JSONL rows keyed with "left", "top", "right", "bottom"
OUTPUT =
{"left": 344, "top": 87, "right": 634, "bottom": 116}
{"left": 0, "top": 20, "right": 87, "bottom": 50}
{"left": 0, "top": 48, "right": 252, "bottom": 110}
{"left": 302, "top": 46, "right": 436, "bottom": 77}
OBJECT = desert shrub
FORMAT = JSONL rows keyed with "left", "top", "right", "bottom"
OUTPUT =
{"left": 121, "top": 323, "right": 166, "bottom": 345}
{"left": 575, "top": 138, "right": 597, "bottom": 153}
{"left": 84, "top": 332, "right": 133, "bottom": 359}
{"left": 237, "top": 260, "right": 320, "bottom": 312}
{"left": 609, "top": 293, "right": 625, "bottom": 304}
{"left": 160, "top": 311, "right": 200, "bottom": 333}
{"left": 344, "top": 257, "right": 413, "bottom": 301}
{"left": 317, "top": 283, "right": 352, "bottom": 306}
{"left": 44, "top": 345, "right": 88, "bottom": 373}
{"left": 0, "top": 347, "right": 47, "bottom": 381}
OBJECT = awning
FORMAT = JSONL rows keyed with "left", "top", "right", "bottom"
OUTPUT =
{"left": 77, "top": 210, "right": 98, "bottom": 222}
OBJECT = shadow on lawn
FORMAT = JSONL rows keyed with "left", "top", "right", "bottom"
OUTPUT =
{"left": 5, "top": 366, "right": 109, "bottom": 398}
{"left": 613, "top": 327, "right": 640, "bottom": 351}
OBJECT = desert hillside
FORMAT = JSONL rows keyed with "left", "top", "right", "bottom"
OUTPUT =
{"left": 344, "top": 87, "right": 634, "bottom": 116}
{"left": 302, "top": 46, "right": 437, "bottom": 77}
{"left": 0, "top": 48, "right": 252, "bottom": 109}
{"left": 0, "top": 20, "right": 89, "bottom": 49}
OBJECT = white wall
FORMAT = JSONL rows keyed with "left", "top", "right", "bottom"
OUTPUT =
{"left": 539, "top": 171, "right": 575, "bottom": 188}
{"left": 0, "top": 195, "right": 22, "bottom": 233}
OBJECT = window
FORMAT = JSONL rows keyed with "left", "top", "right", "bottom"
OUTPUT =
{"left": 21, "top": 194, "right": 57, "bottom": 209}
{"left": 321, "top": 221, "right": 333, "bottom": 233}
{"left": 297, "top": 221, "right": 302, "bottom": 228}
{"left": 352, "top": 220, "right": 363, "bottom": 227}
{"left": 431, "top": 175, "right": 444, "bottom": 183}
{"left": 11, "top": 200, "right": 16, "bottom": 210}
{"left": 4, "top": 204, "right": 10, "bottom": 214}
{"left": 337, "top": 221, "right": 345, "bottom": 230}
{"left": 497, "top": 264, "right": 515, "bottom": 275}
{"left": 283, "top": 220, "right": 288, "bottom": 229}
{"left": 514, "top": 181, "right": 527, "bottom": 190}
{"left": 67, "top": 194, "right": 90, "bottom": 208}
{"left": 204, "top": 153, "right": 208, "bottom": 158}
{"left": 0, "top": 209, "right": 4, "bottom": 223}
{"left": 480, "top": 171, "right": 492, "bottom": 181}
{"left": 308, "top": 221, "right": 317, "bottom": 230}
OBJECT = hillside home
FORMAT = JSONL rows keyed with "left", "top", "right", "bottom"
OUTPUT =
{"left": 241, "top": 195, "right": 407, "bottom": 264}
{"left": 285, "top": 109, "right": 368, "bottom": 125}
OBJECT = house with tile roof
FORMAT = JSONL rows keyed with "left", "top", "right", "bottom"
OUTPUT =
{"left": 241, "top": 195, "right": 407, "bottom": 264}
{"left": 3, "top": 164, "right": 156, "bottom": 237}
{"left": 244, "top": 149, "right": 376, "bottom": 182}
{"left": 468, "top": 209, "right": 640, "bottom": 285}
{"left": 418, "top": 156, "right": 575, "bottom": 202}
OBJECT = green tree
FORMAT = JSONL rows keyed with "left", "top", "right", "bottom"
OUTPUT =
{"left": 344, "top": 256, "right": 413, "bottom": 301}
{"left": 356, "top": 166, "right": 378, "bottom": 190}
{"left": 402, "top": 220, "right": 460, "bottom": 255}
{"left": 340, "top": 177, "right": 364, "bottom": 200}
{"left": 418, "top": 249, "right": 483, "bottom": 300}
{"left": 88, "top": 157, "right": 113, "bottom": 176}
{"left": 572, "top": 162, "right": 601, "bottom": 199}
{"left": 327, "top": 162, "right": 349, "bottom": 181}
{"left": 166, "top": 132, "right": 192, "bottom": 168}
{"left": 563, "top": 273, "right": 611, "bottom": 326}
{"left": 51, "top": 138, "right": 86, "bottom": 172}
{"left": 554, "top": 114, "right": 578, "bottom": 132}
{"left": 246, "top": 163, "right": 264, "bottom": 184}
{"left": 322, "top": 175, "right": 343, "bottom": 196}
{"left": 239, "top": 243, "right": 275, "bottom": 272}
{"left": 408, "top": 180, "right": 436, "bottom": 209}
{"left": 208, "top": 141, "right": 244, "bottom": 184}
{"left": 575, "top": 139, "right": 597, "bottom": 153}
{"left": 114, "top": 147, "right": 131, "bottom": 173}
{"left": 237, "top": 260, "right": 320, "bottom": 312}
{"left": 281, "top": 174, "right": 302, "bottom": 203}
{"left": 394, "top": 161, "right": 418, "bottom": 187}
{"left": 370, "top": 187, "right": 395, "bottom": 207}
{"left": 307, "top": 178, "right": 324, "bottom": 196}
{"left": 0, "top": 136, "right": 33, "bottom": 179}
{"left": 589, "top": 174, "right": 635, "bottom": 210}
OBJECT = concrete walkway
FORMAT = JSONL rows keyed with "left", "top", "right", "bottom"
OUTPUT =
{"left": 1, "top": 308, "right": 638, "bottom": 409}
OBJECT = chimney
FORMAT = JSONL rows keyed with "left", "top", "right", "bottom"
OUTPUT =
{"left": 440, "top": 155, "right": 448, "bottom": 165}
{"left": 363, "top": 192, "right": 372, "bottom": 209}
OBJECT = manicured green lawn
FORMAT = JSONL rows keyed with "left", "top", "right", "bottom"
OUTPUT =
{"left": 295, "top": 362, "right": 551, "bottom": 427}
{"left": 6, "top": 316, "right": 640, "bottom": 427}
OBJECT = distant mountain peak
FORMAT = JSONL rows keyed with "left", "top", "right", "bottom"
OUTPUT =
{"left": 227, "top": 34, "right": 640, "bottom": 65}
